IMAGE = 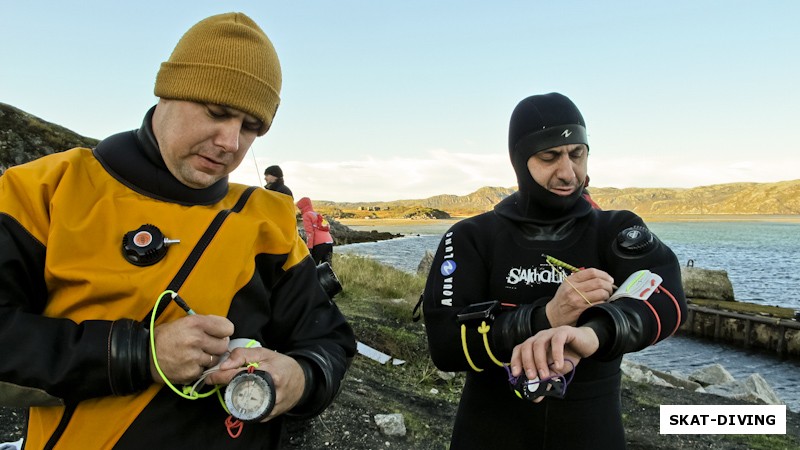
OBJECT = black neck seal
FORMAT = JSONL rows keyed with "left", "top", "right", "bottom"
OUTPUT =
{"left": 495, "top": 191, "right": 591, "bottom": 225}
{"left": 93, "top": 106, "right": 229, "bottom": 205}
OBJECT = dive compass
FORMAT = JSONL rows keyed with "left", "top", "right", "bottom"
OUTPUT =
{"left": 224, "top": 368, "right": 276, "bottom": 423}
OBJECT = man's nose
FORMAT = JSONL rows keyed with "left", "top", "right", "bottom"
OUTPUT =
{"left": 215, "top": 122, "right": 241, "bottom": 153}
{"left": 554, "top": 154, "right": 575, "bottom": 180}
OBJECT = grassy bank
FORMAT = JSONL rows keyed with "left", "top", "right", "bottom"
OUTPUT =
{"left": 330, "top": 254, "right": 462, "bottom": 403}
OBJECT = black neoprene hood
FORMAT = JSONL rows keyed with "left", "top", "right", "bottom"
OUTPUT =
{"left": 495, "top": 92, "right": 594, "bottom": 222}
{"left": 508, "top": 92, "right": 588, "bottom": 172}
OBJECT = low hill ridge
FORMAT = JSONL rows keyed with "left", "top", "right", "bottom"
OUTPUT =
{"left": 590, "top": 181, "right": 800, "bottom": 215}
{"left": 319, "top": 181, "right": 800, "bottom": 216}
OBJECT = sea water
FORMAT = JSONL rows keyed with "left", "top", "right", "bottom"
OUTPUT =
{"left": 339, "top": 220, "right": 800, "bottom": 310}
{"left": 337, "top": 219, "right": 800, "bottom": 411}
{"left": 648, "top": 221, "right": 800, "bottom": 308}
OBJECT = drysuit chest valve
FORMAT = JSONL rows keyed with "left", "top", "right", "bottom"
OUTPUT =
{"left": 122, "top": 224, "right": 179, "bottom": 266}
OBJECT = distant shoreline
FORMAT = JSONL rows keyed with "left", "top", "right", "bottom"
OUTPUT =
{"left": 340, "top": 214, "right": 800, "bottom": 229}
{"left": 339, "top": 218, "right": 462, "bottom": 227}
{"left": 640, "top": 214, "right": 800, "bottom": 223}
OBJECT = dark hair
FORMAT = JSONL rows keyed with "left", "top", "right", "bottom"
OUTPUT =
{"left": 264, "top": 165, "right": 283, "bottom": 178}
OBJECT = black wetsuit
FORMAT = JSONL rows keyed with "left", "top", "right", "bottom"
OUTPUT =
{"left": 265, "top": 179, "right": 293, "bottom": 197}
{"left": 423, "top": 193, "right": 686, "bottom": 449}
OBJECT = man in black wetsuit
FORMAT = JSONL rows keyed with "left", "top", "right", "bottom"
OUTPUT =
{"left": 264, "top": 164, "right": 293, "bottom": 198}
{"left": 422, "top": 92, "right": 687, "bottom": 449}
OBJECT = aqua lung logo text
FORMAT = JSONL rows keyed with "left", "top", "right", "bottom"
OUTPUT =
{"left": 440, "top": 231, "right": 455, "bottom": 307}
{"left": 506, "top": 265, "right": 564, "bottom": 287}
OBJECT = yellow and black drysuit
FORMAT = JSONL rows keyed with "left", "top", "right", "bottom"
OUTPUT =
{"left": 0, "top": 107, "right": 356, "bottom": 449}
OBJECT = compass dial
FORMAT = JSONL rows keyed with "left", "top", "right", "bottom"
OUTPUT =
{"left": 224, "top": 370, "right": 275, "bottom": 422}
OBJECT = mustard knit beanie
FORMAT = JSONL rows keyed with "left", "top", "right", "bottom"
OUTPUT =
{"left": 154, "top": 12, "right": 281, "bottom": 135}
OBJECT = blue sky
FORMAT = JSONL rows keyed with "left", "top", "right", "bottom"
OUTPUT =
{"left": 2, "top": 1, "right": 798, "bottom": 202}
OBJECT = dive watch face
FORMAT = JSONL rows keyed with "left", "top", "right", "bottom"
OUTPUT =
{"left": 224, "top": 370, "right": 275, "bottom": 422}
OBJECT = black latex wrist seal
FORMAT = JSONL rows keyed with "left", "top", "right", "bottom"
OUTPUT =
{"left": 531, "top": 303, "right": 552, "bottom": 333}
{"left": 285, "top": 348, "right": 344, "bottom": 419}
{"left": 108, "top": 319, "right": 151, "bottom": 396}
{"left": 292, "top": 357, "right": 315, "bottom": 408}
{"left": 492, "top": 304, "right": 537, "bottom": 361}
{"left": 577, "top": 303, "right": 644, "bottom": 361}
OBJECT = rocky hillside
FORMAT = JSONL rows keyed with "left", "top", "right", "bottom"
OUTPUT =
{"left": 316, "top": 186, "right": 516, "bottom": 215}
{"left": 400, "top": 186, "right": 516, "bottom": 211}
{"left": 0, "top": 103, "right": 98, "bottom": 174}
{"left": 589, "top": 181, "right": 800, "bottom": 215}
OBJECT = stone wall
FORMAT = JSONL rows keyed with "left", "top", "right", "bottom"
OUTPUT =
{"left": 680, "top": 265, "right": 735, "bottom": 301}
{"left": 680, "top": 305, "right": 800, "bottom": 358}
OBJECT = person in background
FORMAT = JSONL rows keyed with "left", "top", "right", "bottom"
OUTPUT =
{"left": 264, "top": 164, "right": 293, "bottom": 197}
{"left": 296, "top": 197, "right": 334, "bottom": 266}
{"left": 0, "top": 12, "right": 355, "bottom": 449}
{"left": 422, "top": 92, "right": 686, "bottom": 449}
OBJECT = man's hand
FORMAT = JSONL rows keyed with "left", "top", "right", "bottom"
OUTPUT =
{"left": 205, "top": 347, "right": 306, "bottom": 422}
{"left": 510, "top": 325, "right": 599, "bottom": 384}
{"left": 546, "top": 268, "right": 614, "bottom": 327}
{"left": 150, "top": 314, "right": 234, "bottom": 384}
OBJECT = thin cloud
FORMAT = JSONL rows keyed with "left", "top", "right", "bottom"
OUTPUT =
{"left": 233, "top": 150, "right": 800, "bottom": 202}
{"left": 231, "top": 150, "right": 515, "bottom": 202}
{"left": 590, "top": 156, "right": 800, "bottom": 189}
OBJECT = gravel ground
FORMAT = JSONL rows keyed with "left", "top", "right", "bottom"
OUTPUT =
{"left": 4, "top": 288, "right": 800, "bottom": 449}
{"left": 4, "top": 361, "right": 800, "bottom": 449}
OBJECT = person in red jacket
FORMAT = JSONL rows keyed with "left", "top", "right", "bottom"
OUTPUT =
{"left": 296, "top": 197, "right": 334, "bottom": 265}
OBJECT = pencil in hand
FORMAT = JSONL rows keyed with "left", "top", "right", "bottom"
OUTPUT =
{"left": 171, "top": 292, "right": 196, "bottom": 315}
